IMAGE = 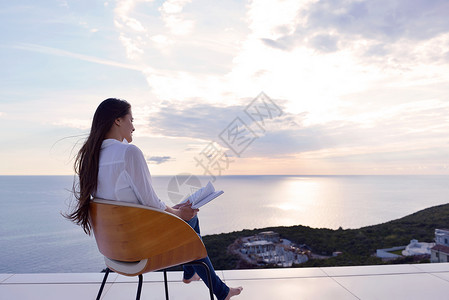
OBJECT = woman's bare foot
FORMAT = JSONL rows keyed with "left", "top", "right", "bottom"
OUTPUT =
{"left": 225, "top": 287, "right": 243, "bottom": 299}
{"left": 183, "top": 273, "right": 201, "bottom": 284}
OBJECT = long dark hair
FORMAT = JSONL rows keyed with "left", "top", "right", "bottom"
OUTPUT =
{"left": 66, "top": 98, "right": 131, "bottom": 235}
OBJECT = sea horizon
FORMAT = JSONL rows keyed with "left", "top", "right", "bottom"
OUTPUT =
{"left": 1, "top": 174, "right": 448, "bottom": 273}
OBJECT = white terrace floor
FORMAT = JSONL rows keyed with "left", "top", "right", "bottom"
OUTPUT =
{"left": 2, "top": 263, "right": 449, "bottom": 300}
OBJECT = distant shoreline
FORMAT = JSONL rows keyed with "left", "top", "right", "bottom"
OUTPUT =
{"left": 203, "top": 203, "right": 449, "bottom": 270}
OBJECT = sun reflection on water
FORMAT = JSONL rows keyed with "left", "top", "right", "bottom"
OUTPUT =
{"left": 264, "top": 176, "right": 348, "bottom": 229}
{"left": 267, "top": 178, "right": 319, "bottom": 212}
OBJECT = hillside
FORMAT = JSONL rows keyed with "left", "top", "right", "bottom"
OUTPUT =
{"left": 202, "top": 203, "right": 449, "bottom": 269}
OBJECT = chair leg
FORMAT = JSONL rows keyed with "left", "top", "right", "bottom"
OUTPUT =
{"left": 198, "top": 261, "right": 214, "bottom": 300}
{"left": 163, "top": 269, "right": 169, "bottom": 300}
{"left": 96, "top": 268, "right": 110, "bottom": 300}
{"left": 136, "top": 274, "right": 143, "bottom": 300}
{"left": 184, "top": 261, "right": 214, "bottom": 300}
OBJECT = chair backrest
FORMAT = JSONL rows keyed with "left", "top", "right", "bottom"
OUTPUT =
{"left": 90, "top": 198, "right": 208, "bottom": 274}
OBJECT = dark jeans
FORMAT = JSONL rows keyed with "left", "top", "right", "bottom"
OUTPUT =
{"left": 184, "top": 216, "right": 230, "bottom": 300}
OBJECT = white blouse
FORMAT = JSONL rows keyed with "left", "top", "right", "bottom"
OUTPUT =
{"left": 94, "top": 139, "right": 166, "bottom": 210}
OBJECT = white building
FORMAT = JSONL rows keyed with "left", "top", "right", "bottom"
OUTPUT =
{"left": 431, "top": 229, "right": 449, "bottom": 263}
{"left": 241, "top": 240, "right": 275, "bottom": 255}
{"left": 435, "top": 229, "right": 449, "bottom": 246}
{"left": 240, "top": 234, "right": 308, "bottom": 266}
{"left": 402, "top": 239, "right": 435, "bottom": 256}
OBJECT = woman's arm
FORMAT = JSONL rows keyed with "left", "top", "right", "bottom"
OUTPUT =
{"left": 124, "top": 145, "right": 199, "bottom": 221}
{"left": 124, "top": 145, "right": 167, "bottom": 210}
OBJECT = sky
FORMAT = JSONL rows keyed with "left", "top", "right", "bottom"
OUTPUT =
{"left": 1, "top": 0, "right": 449, "bottom": 176}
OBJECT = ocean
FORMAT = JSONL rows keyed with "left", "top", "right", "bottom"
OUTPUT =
{"left": 1, "top": 175, "right": 448, "bottom": 273}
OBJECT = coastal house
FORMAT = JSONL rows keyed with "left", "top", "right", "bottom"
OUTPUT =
{"left": 431, "top": 229, "right": 449, "bottom": 263}
{"left": 241, "top": 240, "right": 275, "bottom": 255}
{"left": 402, "top": 239, "right": 435, "bottom": 256}
{"left": 239, "top": 232, "right": 308, "bottom": 267}
{"left": 255, "top": 231, "right": 280, "bottom": 243}
{"left": 376, "top": 239, "right": 435, "bottom": 260}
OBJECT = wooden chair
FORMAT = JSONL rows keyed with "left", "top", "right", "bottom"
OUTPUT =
{"left": 90, "top": 198, "right": 214, "bottom": 300}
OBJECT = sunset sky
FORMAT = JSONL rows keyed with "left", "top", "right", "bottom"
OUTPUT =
{"left": 1, "top": 0, "right": 449, "bottom": 176}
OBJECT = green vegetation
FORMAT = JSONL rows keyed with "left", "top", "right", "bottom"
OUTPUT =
{"left": 203, "top": 203, "right": 449, "bottom": 269}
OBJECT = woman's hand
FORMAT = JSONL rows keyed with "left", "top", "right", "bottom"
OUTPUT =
{"left": 172, "top": 201, "right": 190, "bottom": 209}
{"left": 166, "top": 202, "right": 199, "bottom": 221}
{"left": 177, "top": 202, "right": 199, "bottom": 221}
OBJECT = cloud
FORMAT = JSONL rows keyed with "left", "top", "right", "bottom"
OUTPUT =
{"left": 300, "top": 98, "right": 449, "bottom": 169}
{"left": 107, "top": 0, "right": 449, "bottom": 172}
{"left": 147, "top": 155, "right": 173, "bottom": 164}
{"left": 113, "top": 0, "right": 151, "bottom": 59}
{"left": 52, "top": 118, "right": 91, "bottom": 130}
{"left": 111, "top": 0, "right": 249, "bottom": 100}
{"left": 260, "top": 0, "right": 449, "bottom": 64}
{"left": 308, "top": 34, "right": 339, "bottom": 53}
{"left": 12, "top": 43, "right": 142, "bottom": 71}
{"left": 159, "top": 0, "right": 194, "bottom": 35}
{"left": 114, "top": 0, "right": 146, "bottom": 21}
{"left": 120, "top": 16, "right": 145, "bottom": 31}
{"left": 304, "top": 0, "right": 449, "bottom": 41}
{"left": 147, "top": 102, "right": 248, "bottom": 141}
{"left": 145, "top": 100, "right": 333, "bottom": 157}
{"left": 261, "top": 38, "right": 288, "bottom": 51}
{"left": 144, "top": 97, "right": 449, "bottom": 167}
{"left": 57, "top": 0, "right": 69, "bottom": 8}
{"left": 150, "top": 34, "right": 174, "bottom": 49}
{"left": 322, "top": 147, "right": 449, "bottom": 164}
{"left": 119, "top": 33, "right": 145, "bottom": 59}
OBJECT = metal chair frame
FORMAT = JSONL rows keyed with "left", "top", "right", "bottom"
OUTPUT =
{"left": 96, "top": 261, "right": 213, "bottom": 300}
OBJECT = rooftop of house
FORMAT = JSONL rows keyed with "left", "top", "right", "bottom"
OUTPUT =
{"left": 432, "top": 244, "right": 449, "bottom": 254}
{"left": 1, "top": 263, "right": 449, "bottom": 299}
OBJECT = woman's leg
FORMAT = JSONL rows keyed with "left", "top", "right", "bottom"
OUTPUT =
{"left": 183, "top": 216, "right": 201, "bottom": 281}
{"left": 183, "top": 216, "right": 230, "bottom": 300}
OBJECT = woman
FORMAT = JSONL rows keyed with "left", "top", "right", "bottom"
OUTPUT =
{"left": 66, "top": 98, "right": 242, "bottom": 300}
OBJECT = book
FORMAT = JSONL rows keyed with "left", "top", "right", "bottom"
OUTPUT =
{"left": 179, "top": 181, "right": 224, "bottom": 209}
